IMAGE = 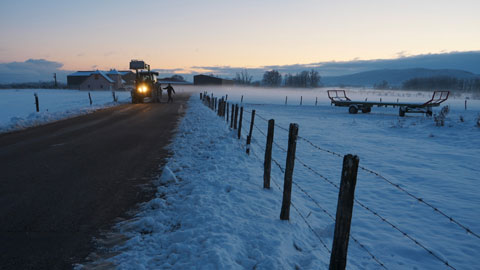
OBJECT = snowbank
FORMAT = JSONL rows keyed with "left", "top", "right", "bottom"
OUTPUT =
{"left": 104, "top": 97, "right": 333, "bottom": 269}
{"left": 0, "top": 89, "right": 131, "bottom": 133}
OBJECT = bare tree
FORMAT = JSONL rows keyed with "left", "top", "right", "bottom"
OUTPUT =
{"left": 309, "top": 69, "right": 321, "bottom": 87}
{"left": 262, "top": 70, "right": 282, "bottom": 87}
{"left": 234, "top": 69, "right": 253, "bottom": 85}
{"left": 284, "top": 69, "right": 321, "bottom": 88}
{"left": 299, "top": 71, "right": 309, "bottom": 88}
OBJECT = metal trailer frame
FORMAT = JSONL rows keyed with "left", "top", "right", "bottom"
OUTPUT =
{"left": 327, "top": 90, "right": 450, "bottom": 117}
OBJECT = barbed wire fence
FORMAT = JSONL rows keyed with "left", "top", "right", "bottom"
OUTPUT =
{"left": 254, "top": 108, "right": 478, "bottom": 240}
{"left": 246, "top": 135, "right": 387, "bottom": 269}
{"left": 199, "top": 92, "right": 477, "bottom": 269}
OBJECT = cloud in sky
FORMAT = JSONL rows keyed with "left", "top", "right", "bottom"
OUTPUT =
{"left": 1, "top": 51, "right": 479, "bottom": 84}
{"left": 0, "top": 59, "right": 72, "bottom": 84}
{"left": 186, "top": 51, "right": 480, "bottom": 81}
{"left": 152, "top": 68, "right": 186, "bottom": 73}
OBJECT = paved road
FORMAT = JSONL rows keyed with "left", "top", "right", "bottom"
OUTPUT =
{"left": 0, "top": 94, "right": 189, "bottom": 269}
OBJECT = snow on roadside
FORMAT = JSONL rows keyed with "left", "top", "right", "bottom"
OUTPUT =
{"left": 0, "top": 89, "right": 131, "bottom": 133}
{"left": 105, "top": 97, "right": 336, "bottom": 269}
{"left": 84, "top": 90, "right": 479, "bottom": 269}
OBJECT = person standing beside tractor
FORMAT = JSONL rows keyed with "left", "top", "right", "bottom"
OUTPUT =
{"left": 163, "top": 83, "right": 175, "bottom": 103}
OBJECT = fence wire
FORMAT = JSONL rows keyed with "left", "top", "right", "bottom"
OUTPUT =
{"left": 358, "top": 165, "right": 480, "bottom": 240}
{"left": 210, "top": 101, "right": 463, "bottom": 269}
{"left": 250, "top": 110, "right": 479, "bottom": 241}
{"left": 248, "top": 143, "right": 332, "bottom": 255}
{"left": 249, "top": 139, "right": 387, "bottom": 269}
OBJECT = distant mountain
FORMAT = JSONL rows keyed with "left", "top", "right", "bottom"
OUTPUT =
{"left": 321, "top": 68, "right": 479, "bottom": 87}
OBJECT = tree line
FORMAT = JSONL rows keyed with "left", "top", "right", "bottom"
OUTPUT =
{"left": 402, "top": 76, "right": 480, "bottom": 91}
{"left": 233, "top": 69, "right": 322, "bottom": 88}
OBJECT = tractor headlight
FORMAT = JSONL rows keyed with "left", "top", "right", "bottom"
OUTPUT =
{"left": 137, "top": 86, "right": 148, "bottom": 93}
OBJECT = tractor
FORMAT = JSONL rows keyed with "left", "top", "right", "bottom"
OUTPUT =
{"left": 130, "top": 60, "right": 160, "bottom": 104}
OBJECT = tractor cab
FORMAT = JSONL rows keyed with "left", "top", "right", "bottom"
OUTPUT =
{"left": 130, "top": 60, "right": 160, "bottom": 103}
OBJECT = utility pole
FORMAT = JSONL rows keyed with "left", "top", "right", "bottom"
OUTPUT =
{"left": 53, "top": 73, "right": 58, "bottom": 88}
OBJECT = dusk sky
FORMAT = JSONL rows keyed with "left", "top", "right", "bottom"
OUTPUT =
{"left": 1, "top": 0, "right": 479, "bottom": 75}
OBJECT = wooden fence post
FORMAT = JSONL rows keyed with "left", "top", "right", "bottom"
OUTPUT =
{"left": 246, "top": 110, "right": 256, "bottom": 154}
{"left": 34, "top": 93, "right": 39, "bottom": 112}
{"left": 226, "top": 102, "right": 229, "bottom": 122}
{"left": 88, "top": 92, "right": 92, "bottom": 105}
{"left": 200, "top": 93, "right": 203, "bottom": 100}
{"left": 112, "top": 91, "right": 116, "bottom": 102}
{"left": 465, "top": 100, "right": 467, "bottom": 110}
{"left": 238, "top": 107, "right": 243, "bottom": 139}
{"left": 329, "top": 154, "right": 360, "bottom": 270}
{"left": 230, "top": 104, "right": 235, "bottom": 128}
{"left": 241, "top": 95, "right": 244, "bottom": 103}
{"left": 264, "top": 119, "right": 274, "bottom": 189}
{"left": 280, "top": 123, "right": 299, "bottom": 220}
{"left": 300, "top": 96, "right": 303, "bottom": 105}
{"left": 285, "top": 96, "right": 288, "bottom": 105}
{"left": 315, "top": 97, "right": 318, "bottom": 106}
{"left": 221, "top": 100, "right": 225, "bottom": 116}
{"left": 226, "top": 94, "right": 228, "bottom": 101}
{"left": 223, "top": 100, "right": 227, "bottom": 117}
{"left": 234, "top": 104, "right": 239, "bottom": 130}
{"left": 221, "top": 99, "right": 224, "bottom": 116}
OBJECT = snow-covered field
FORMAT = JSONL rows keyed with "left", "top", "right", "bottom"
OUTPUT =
{"left": 90, "top": 87, "right": 479, "bottom": 269}
{"left": 0, "top": 89, "right": 131, "bottom": 133}
{"left": 2, "top": 87, "right": 477, "bottom": 269}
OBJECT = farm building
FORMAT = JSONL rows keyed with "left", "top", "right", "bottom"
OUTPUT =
{"left": 67, "top": 70, "right": 133, "bottom": 90}
{"left": 118, "top": 70, "right": 136, "bottom": 86}
{"left": 194, "top": 74, "right": 234, "bottom": 85}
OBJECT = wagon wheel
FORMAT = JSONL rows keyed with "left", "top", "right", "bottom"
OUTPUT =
{"left": 362, "top": 107, "right": 371, "bottom": 113}
{"left": 348, "top": 105, "right": 358, "bottom": 114}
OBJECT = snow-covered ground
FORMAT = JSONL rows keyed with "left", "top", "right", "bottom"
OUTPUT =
{"left": 0, "top": 89, "right": 131, "bottom": 133}
{"left": 90, "top": 88, "right": 480, "bottom": 269}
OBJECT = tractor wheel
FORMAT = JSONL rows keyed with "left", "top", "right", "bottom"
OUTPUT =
{"left": 362, "top": 107, "right": 371, "bottom": 113}
{"left": 399, "top": 107, "right": 406, "bottom": 117}
{"left": 349, "top": 105, "right": 358, "bottom": 114}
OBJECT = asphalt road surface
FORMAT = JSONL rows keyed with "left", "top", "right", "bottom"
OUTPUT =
{"left": 0, "top": 94, "right": 190, "bottom": 269}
